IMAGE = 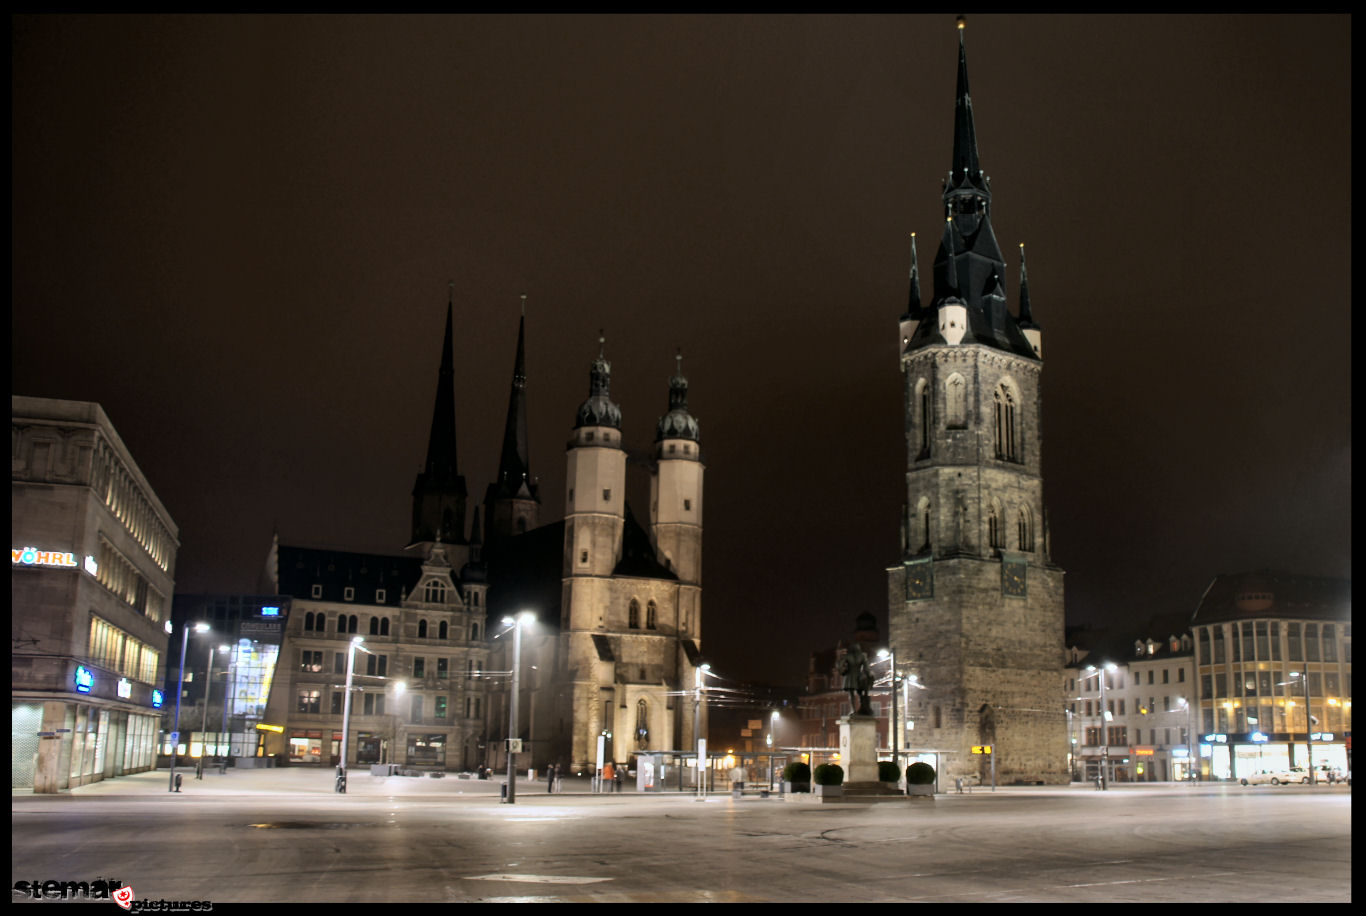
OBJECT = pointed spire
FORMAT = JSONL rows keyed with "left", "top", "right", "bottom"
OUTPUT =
{"left": 411, "top": 284, "right": 467, "bottom": 546}
{"left": 944, "top": 215, "right": 960, "bottom": 296}
{"left": 946, "top": 15, "right": 990, "bottom": 210}
{"left": 906, "top": 232, "right": 922, "bottom": 318}
{"left": 494, "top": 295, "right": 532, "bottom": 497}
{"left": 1017, "top": 243, "right": 1038, "bottom": 327}
{"left": 423, "top": 286, "right": 459, "bottom": 482}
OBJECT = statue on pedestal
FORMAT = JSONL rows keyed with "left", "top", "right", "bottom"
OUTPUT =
{"left": 837, "top": 643, "right": 873, "bottom": 716}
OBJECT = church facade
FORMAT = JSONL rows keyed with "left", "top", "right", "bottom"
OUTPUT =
{"left": 263, "top": 295, "right": 705, "bottom": 774}
{"left": 886, "top": 22, "right": 1069, "bottom": 785}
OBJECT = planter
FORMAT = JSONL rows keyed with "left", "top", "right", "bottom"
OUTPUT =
{"left": 783, "top": 781, "right": 810, "bottom": 794}
{"left": 907, "top": 783, "right": 934, "bottom": 797}
{"left": 813, "top": 784, "right": 843, "bottom": 798}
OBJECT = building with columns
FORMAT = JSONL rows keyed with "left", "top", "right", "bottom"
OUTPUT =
{"left": 886, "top": 21, "right": 1069, "bottom": 786}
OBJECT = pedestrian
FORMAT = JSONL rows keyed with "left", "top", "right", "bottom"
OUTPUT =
{"left": 614, "top": 764, "right": 623, "bottom": 794}
{"left": 547, "top": 763, "right": 556, "bottom": 794}
{"left": 603, "top": 760, "right": 615, "bottom": 793}
{"left": 955, "top": 777, "right": 963, "bottom": 794}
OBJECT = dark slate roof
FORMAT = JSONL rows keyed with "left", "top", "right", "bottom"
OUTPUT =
{"left": 592, "top": 634, "right": 616, "bottom": 662}
{"left": 613, "top": 505, "right": 678, "bottom": 580}
{"left": 275, "top": 544, "right": 423, "bottom": 607}
{"left": 484, "top": 520, "right": 565, "bottom": 631}
{"left": 1191, "top": 571, "right": 1351, "bottom": 628}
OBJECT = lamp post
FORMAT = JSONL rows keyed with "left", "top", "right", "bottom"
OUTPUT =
{"left": 1177, "top": 697, "right": 1195, "bottom": 782}
{"left": 502, "top": 612, "right": 534, "bottom": 804}
{"left": 1087, "top": 662, "right": 1116, "bottom": 790}
{"left": 337, "top": 635, "right": 368, "bottom": 793}
{"left": 876, "top": 649, "right": 900, "bottom": 784}
{"left": 169, "top": 622, "right": 210, "bottom": 792}
{"left": 1287, "top": 672, "right": 1315, "bottom": 785}
{"left": 219, "top": 645, "right": 235, "bottom": 774}
{"left": 196, "top": 644, "right": 229, "bottom": 779}
{"left": 693, "top": 662, "right": 711, "bottom": 799}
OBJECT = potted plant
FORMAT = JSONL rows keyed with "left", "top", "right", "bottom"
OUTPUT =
{"left": 878, "top": 761, "right": 901, "bottom": 785}
{"left": 905, "top": 761, "right": 936, "bottom": 797}
{"left": 813, "top": 763, "right": 844, "bottom": 798}
{"left": 782, "top": 760, "right": 811, "bottom": 794}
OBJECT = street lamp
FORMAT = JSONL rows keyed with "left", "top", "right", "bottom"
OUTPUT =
{"left": 694, "top": 662, "right": 711, "bottom": 800}
{"left": 502, "top": 611, "right": 534, "bottom": 804}
{"left": 196, "top": 644, "right": 229, "bottom": 779}
{"left": 337, "top": 635, "right": 369, "bottom": 793}
{"left": 219, "top": 644, "right": 236, "bottom": 774}
{"left": 876, "top": 648, "right": 902, "bottom": 785}
{"left": 169, "top": 622, "right": 210, "bottom": 792}
{"left": 1086, "top": 662, "right": 1117, "bottom": 790}
{"left": 1177, "top": 697, "right": 1196, "bottom": 782}
{"left": 1283, "top": 672, "right": 1316, "bottom": 785}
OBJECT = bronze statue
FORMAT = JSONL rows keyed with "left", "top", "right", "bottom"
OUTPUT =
{"left": 837, "top": 644, "right": 873, "bottom": 716}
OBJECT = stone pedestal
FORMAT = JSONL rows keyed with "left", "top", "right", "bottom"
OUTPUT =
{"left": 838, "top": 714, "right": 880, "bottom": 785}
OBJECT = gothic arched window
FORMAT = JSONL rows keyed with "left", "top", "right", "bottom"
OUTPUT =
{"left": 423, "top": 580, "right": 446, "bottom": 605}
{"left": 994, "top": 382, "right": 1019, "bottom": 461}
{"left": 987, "top": 500, "right": 1004, "bottom": 549}
{"left": 304, "top": 612, "right": 315, "bottom": 632}
{"left": 646, "top": 600, "right": 657, "bottom": 630}
{"left": 418, "top": 619, "right": 428, "bottom": 639}
{"left": 1018, "top": 506, "right": 1034, "bottom": 552}
{"left": 916, "top": 377, "right": 932, "bottom": 459}
{"left": 629, "top": 599, "right": 641, "bottom": 629}
{"left": 915, "top": 497, "right": 932, "bottom": 554}
{"left": 439, "top": 620, "right": 448, "bottom": 640}
{"left": 380, "top": 618, "right": 390, "bottom": 636}
{"left": 636, "top": 698, "right": 650, "bottom": 749}
{"left": 946, "top": 374, "right": 967, "bottom": 428}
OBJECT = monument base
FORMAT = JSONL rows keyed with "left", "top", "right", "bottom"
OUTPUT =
{"left": 838, "top": 714, "right": 880, "bottom": 785}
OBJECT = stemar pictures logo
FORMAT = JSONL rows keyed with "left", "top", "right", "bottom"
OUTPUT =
{"left": 13, "top": 879, "right": 209, "bottom": 912}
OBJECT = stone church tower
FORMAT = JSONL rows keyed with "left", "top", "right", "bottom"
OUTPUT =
{"left": 886, "top": 21, "right": 1068, "bottom": 785}
{"left": 557, "top": 341, "right": 706, "bottom": 771}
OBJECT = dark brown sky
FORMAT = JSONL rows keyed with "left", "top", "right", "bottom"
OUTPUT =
{"left": 12, "top": 14, "right": 1351, "bottom": 685}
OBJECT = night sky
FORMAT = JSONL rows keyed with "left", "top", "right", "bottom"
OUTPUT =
{"left": 12, "top": 15, "right": 1351, "bottom": 686}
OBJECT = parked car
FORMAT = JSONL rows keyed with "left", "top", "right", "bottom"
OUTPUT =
{"left": 1240, "top": 768, "right": 1300, "bottom": 786}
{"left": 1312, "top": 764, "right": 1345, "bottom": 783}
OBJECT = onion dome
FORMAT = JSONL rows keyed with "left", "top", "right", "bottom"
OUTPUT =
{"left": 574, "top": 334, "right": 622, "bottom": 430}
{"left": 655, "top": 352, "right": 700, "bottom": 443}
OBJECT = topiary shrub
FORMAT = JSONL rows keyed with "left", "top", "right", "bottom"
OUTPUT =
{"left": 878, "top": 761, "right": 901, "bottom": 783}
{"left": 906, "top": 761, "right": 936, "bottom": 785}
{"left": 782, "top": 761, "right": 811, "bottom": 784}
{"left": 813, "top": 763, "right": 845, "bottom": 786}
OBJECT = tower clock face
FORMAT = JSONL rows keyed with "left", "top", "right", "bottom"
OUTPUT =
{"left": 905, "top": 558, "right": 933, "bottom": 599}
{"left": 1002, "top": 558, "right": 1027, "bottom": 597}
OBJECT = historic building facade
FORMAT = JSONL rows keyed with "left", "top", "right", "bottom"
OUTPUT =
{"left": 262, "top": 297, "right": 705, "bottom": 774}
{"left": 12, "top": 396, "right": 180, "bottom": 791}
{"left": 886, "top": 23, "right": 1069, "bottom": 785}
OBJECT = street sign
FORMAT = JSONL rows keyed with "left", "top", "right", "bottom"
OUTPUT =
{"left": 971, "top": 745, "right": 993, "bottom": 755}
{"left": 507, "top": 738, "right": 523, "bottom": 753}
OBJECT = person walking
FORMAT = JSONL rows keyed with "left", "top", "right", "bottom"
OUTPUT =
{"left": 603, "top": 760, "right": 615, "bottom": 793}
{"left": 547, "top": 763, "right": 556, "bottom": 794}
{"left": 614, "top": 764, "right": 623, "bottom": 794}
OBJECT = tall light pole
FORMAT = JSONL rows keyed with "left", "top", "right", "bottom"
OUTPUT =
{"left": 1176, "top": 697, "right": 1196, "bottom": 782}
{"left": 694, "top": 662, "right": 711, "bottom": 799}
{"left": 1087, "top": 662, "right": 1116, "bottom": 790}
{"left": 1286, "top": 671, "right": 1315, "bottom": 784}
{"left": 877, "top": 649, "right": 900, "bottom": 783}
{"left": 196, "top": 644, "right": 228, "bottom": 779}
{"left": 767, "top": 709, "right": 779, "bottom": 791}
{"left": 337, "top": 635, "right": 369, "bottom": 793}
{"left": 219, "top": 644, "right": 235, "bottom": 773}
{"left": 169, "top": 622, "right": 210, "bottom": 792}
{"left": 503, "top": 611, "right": 534, "bottom": 804}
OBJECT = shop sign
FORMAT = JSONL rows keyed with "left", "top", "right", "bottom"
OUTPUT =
{"left": 1203, "top": 733, "right": 1227, "bottom": 743}
{"left": 1134, "top": 746, "right": 1155, "bottom": 756}
{"left": 261, "top": 606, "right": 281, "bottom": 617}
{"left": 12, "top": 547, "right": 79, "bottom": 568}
{"left": 74, "top": 666, "right": 94, "bottom": 693}
{"left": 117, "top": 678, "right": 133, "bottom": 699}
{"left": 151, "top": 689, "right": 164, "bottom": 709}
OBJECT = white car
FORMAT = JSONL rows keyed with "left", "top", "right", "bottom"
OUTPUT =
{"left": 1240, "top": 769, "right": 1300, "bottom": 786}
